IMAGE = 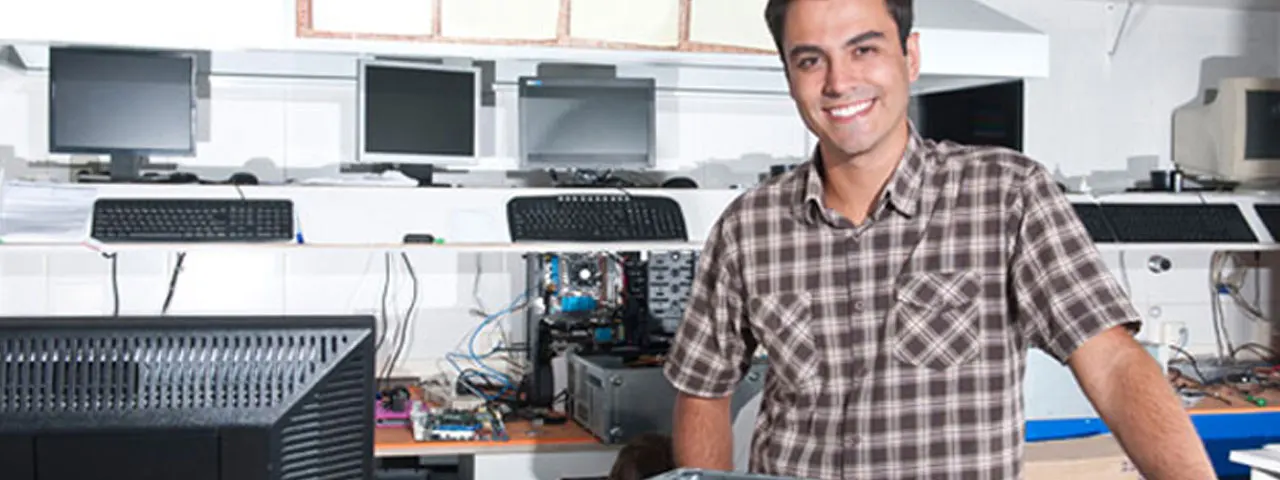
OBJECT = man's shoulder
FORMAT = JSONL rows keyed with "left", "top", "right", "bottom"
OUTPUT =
{"left": 925, "top": 138, "right": 1048, "bottom": 183}
{"left": 718, "top": 164, "right": 807, "bottom": 224}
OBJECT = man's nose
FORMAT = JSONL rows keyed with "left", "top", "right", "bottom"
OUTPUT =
{"left": 822, "top": 56, "right": 861, "bottom": 98}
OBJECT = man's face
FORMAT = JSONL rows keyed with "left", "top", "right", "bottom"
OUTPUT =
{"left": 781, "top": 0, "right": 920, "bottom": 163}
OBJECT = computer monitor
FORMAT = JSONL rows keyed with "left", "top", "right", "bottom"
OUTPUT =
{"left": 1173, "top": 76, "right": 1280, "bottom": 186}
{"left": 518, "top": 76, "right": 656, "bottom": 170}
{"left": 0, "top": 315, "right": 376, "bottom": 480}
{"left": 47, "top": 46, "right": 197, "bottom": 182}
{"left": 357, "top": 59, "right": 480, "bottom": 166}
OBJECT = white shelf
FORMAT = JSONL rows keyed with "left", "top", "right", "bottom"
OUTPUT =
{"left": 1095, "top": 243, "right": 1280, "bottom": 252}
{"left": 0, "top": 240, "right": 706, "bottom": 253}
{"left": 1076, "top": 0, "right": 1280, "bottom": 10}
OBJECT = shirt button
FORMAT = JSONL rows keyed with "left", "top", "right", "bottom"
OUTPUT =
{"left": 854, "top": 301, "right": 865, "bottom": 312}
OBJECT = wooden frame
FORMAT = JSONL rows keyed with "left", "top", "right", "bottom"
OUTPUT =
{"left": 295, "top": 0, "right": 775, "bottom": 55}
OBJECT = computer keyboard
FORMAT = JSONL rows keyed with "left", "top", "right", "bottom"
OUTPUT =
{"left": 507, "top": 194, "right": 688, "bottom": 242}
{"left": 91, "top": 198, "right": 295, "bottom": 243}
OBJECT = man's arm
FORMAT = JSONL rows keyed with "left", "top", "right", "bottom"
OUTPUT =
{"left": 1010, "top": 163, "right": 1213, "bottom": 479}
{"left": 1068, "top": 326, "right": 1215, "bottom": 480}
{"left": 662, "top": 210, "right": 755, "bottom": 471}
{"left": 672, "top": 393, "right": 734, "bottom": 470}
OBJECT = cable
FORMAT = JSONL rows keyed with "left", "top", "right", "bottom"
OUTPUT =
{"left": 160, "top": 251, "right": 187, "bottom": 315}
{"left": 101, "top": 252, "right": 119, "bottom": 317}
{"left": 445, "top": 293, "right": 527, "bottom": 402}
{"left": 376, "top": 252, "right": 391, "bottom": 353}
{"left": 1170, "top": 344, "right": 1210, "bottom": 383}
{"left": 1209, "top": 252, "right": 1231, "bottom": 358}
{"left": 381, "top": 252, "right": 419, "bottom": 387}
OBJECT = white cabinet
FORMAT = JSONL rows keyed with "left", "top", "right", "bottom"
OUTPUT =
{"left": 0, "top": 0, "right": 293, "bottom": 51}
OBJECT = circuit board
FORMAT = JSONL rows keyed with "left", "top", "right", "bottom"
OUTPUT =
{"left": 646, "top": 250, "right": 699, "bottom": 333}
{"left": 410, "top": 402, "right": 508, "bottom": 442}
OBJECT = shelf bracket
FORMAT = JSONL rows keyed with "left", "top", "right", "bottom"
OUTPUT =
{"left": 1108, "top": 0, "right": 1136, "bottom": 57}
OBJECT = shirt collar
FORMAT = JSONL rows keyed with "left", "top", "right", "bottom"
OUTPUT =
{"left": 793, "top": 124, "right": 929, "bottom": 224}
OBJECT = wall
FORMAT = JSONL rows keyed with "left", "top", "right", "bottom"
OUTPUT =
{"left": 0, "top": 0, "right": 1277, "bottom": 394}
{"left": 978, "top": 0, "right": 1280, "bottom": 189}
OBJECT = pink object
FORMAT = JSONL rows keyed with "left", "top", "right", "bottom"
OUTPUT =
{"left": 374, "top": 403, "right": 412, "bottom": 428}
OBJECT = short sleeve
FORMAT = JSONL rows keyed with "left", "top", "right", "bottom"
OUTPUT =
{"left": 1011, "top": 164, "right": 1142, "bottom": 364}
{"left": 662, "top": 213, "right": 757, "bottom": 398}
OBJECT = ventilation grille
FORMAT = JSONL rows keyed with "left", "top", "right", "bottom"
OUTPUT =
{"left": 278, "top": 348, "right": 371, "bottom": 480}
{"left": 0, "top": 333, "right": 350, "bottom": 413}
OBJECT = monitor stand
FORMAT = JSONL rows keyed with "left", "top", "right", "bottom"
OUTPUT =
{"left": 341, "top": 162, "right": 449, "bottom": 187}
{"left": 397, "top": 164, "right": 447, "bottom": 187}
{"left": 109, "top": 153, "right": 148, "bottom": 183}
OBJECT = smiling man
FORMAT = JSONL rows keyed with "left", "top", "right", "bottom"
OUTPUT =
{"left": 661, "top": 0, "right": 1216, "bottom": 478}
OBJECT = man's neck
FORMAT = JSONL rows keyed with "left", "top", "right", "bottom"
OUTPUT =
{"left": 820, "top": 123, "right": 911, "bottom": 221}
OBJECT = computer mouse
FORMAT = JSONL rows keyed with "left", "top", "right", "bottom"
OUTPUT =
{"left": 661, "top": 177, "right": 698, "bottom": 189}
{"left": 227, "top": 172, "right": 259, "bottom": 185}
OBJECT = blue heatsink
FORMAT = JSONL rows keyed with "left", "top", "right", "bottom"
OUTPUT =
{"left": 562, "top": 296, "right": 597, "bottom": 312}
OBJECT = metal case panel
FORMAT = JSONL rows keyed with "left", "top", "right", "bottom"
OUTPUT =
{"left": 567, "top": 352, "right": 766, "bottom": 444}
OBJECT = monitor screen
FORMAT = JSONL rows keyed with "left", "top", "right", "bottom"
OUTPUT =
{"left": 359, "top": 60, "right": 478, "bottom": 164}
{"left": 48, "top": 47, "right": 196, "bottom": 156}
{"left": 1244, "top": 90, "right": 1280, "bottom": 160}
{"left": 519, "top": 76, "right": 655, "bottom": 170}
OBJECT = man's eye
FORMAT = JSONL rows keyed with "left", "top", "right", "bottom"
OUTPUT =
{"left": 796, "top": 57, "right": 819, "bottom": 69}
{"left": 854, "top": 46, "right": 877, "bottom": 56}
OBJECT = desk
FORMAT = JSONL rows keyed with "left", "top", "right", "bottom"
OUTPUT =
{"left": 374, "top": 420, "right": 621, "bottom": 480}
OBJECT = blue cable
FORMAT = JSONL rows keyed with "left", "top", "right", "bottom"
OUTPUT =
{"left": 447, "top": 293, "right": 526, "bottom": 401}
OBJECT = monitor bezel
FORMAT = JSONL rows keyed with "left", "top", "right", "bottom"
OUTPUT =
{"left": 46, "top": 45, "right": 199, "bottom": 158}
{"left": 356, "top": 58, "right": 481, "bottom": 166}
{"left": 517, "top": 75, "right": 657, "bottom": 171}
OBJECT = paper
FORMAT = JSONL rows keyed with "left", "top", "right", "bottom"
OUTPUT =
{"left": 0, "top": 181, "right": 98, "bottom": 241}
{"left": 311, "top": 0, "right": 434, "bottom": 35}
{"left": 440, "top": 0, "right": 559, "bottom": 41}
{"left": 688, "top": 0, "right": 776, "bottom": 51}
{"left": 569, "top": 0, "right": 681, "bottom": 47}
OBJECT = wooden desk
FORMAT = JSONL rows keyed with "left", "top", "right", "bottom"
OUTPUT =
{"left": 374, "top": 419, "right": 621, "bottom": 480}
{"left": 374, "top": 419, "right": 610, "bottom": 457}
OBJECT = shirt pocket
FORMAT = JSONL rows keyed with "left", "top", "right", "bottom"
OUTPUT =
{"left": 749, "top": 292, "right": 821, "bottom": 400}
{"left": 890, "top": 270, "right": 983, "bottom": 371}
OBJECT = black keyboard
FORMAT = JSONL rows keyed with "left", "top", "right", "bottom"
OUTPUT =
{"left": 507, "top": 194, "right": 688, "bottom": 242}
{"left": 91, "top": 198, "right": 295, "bottom": 243}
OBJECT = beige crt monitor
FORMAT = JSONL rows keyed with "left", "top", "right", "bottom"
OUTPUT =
{"left": 1173, "top": 77, "right": 1280, "bottom": 186}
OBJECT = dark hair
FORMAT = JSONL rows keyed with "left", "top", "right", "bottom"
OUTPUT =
{"left": 607, "top": 433, "right": 676, "bottom": 480}
{"left": 764, "top": 0, "right": 914, "bottom": 59}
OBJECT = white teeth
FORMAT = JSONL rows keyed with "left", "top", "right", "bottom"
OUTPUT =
{"left": 829, "top": 100, "right": 873, "bottom": 118}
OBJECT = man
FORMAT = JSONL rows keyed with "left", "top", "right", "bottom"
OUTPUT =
{"left": 661, "top": 0, "right": 1216, "bottom": 478}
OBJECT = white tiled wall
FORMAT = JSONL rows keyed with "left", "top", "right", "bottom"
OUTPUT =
{"left": 0, "top": 0, "right": 1277, "bottom": 384}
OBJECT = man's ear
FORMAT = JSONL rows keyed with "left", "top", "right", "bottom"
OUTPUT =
{"left": 905, "top": 31, "right": 921, "bottom": 82}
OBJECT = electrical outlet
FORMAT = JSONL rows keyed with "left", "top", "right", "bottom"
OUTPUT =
{"left": 1159, "top": 322, "right": 1187, "bottom": 369}
{"left": 1161, "top": 322, "right": 1186, "bottom": 347}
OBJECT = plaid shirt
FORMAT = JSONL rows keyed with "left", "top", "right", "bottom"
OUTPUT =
{"left": 663, "top": 126, "right": 1141, "bottom": 479}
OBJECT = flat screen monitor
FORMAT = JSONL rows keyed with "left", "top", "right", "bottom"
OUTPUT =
{"left": 0, "top": 315, "right": 376, "bottom": 480}
{"left": 47, "top": 46, "right": 197, "bottom": 181}
{"left": 518, "top": 76, "right": 656, "bottom": 170}
{"left": 358, "top": 59, "right": 480, "bottom": 165}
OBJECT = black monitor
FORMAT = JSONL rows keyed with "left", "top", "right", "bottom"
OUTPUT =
{"left": 518, "top": 76, "right": 656, "bottom": 171}
{"left": 0, "top": 315, "right": 376, "bottom": 480}
{"left": 47, "top": 46, "right": 198, "bottom": 182}
{"left": 357, "top": 59, "right": 480, "bottom": 166}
